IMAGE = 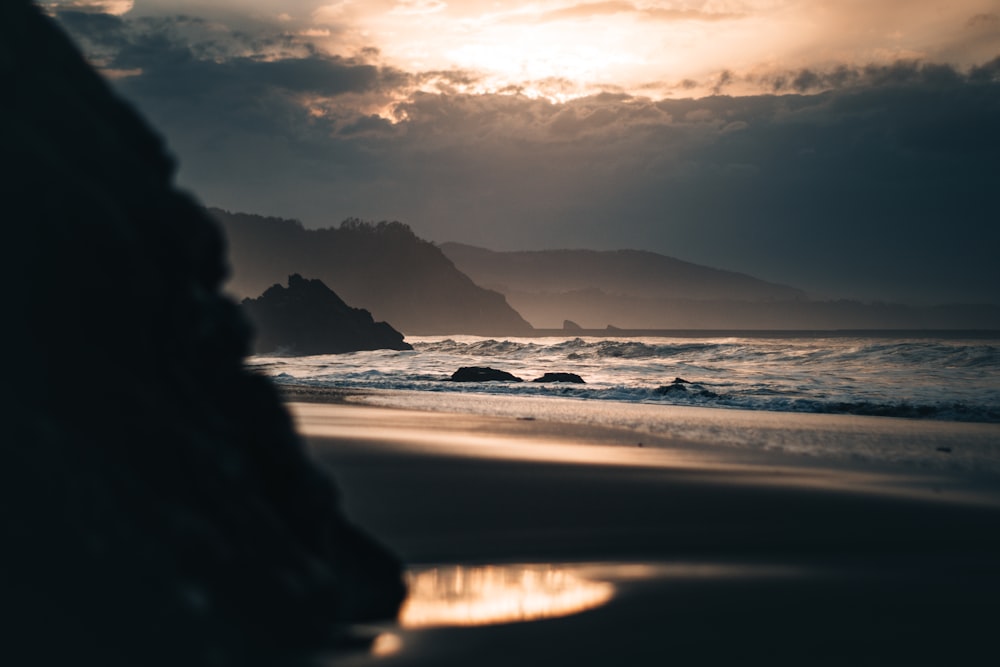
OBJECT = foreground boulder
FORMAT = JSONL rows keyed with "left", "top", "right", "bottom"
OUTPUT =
{"left": 532, "top": 372, "right": 586, "bottom": 383}
{"left": 451, "top": 366, "right": 524, "bottom": 382}
{"left": 242, "top": 274, "right": 413, "bottom": 355}
{"left": 1, "top": 3, "right": 404, "bottom": 665}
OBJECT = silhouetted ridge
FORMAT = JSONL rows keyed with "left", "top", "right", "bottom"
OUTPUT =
{"left": 214, "top": 210, "right": 533, "bottom": 335}
{"left": 440, "top": 242, "right": 805, "bottom": 301}
{"left": 440, "top": 243, "right": 1000, "bottom": 329}
{"left": 243, "top": 274, "right": 412, "bottom": 355}
{"left": 1, "top": 3, "right": 403, "bottom": 665}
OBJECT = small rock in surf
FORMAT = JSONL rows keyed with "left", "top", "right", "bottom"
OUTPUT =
{"left": 450, "top": 366, "right": 524, "bottom": 382}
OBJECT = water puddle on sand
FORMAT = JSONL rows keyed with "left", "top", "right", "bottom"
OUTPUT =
{"left": 399, "top": 563, "right": 615, "bottom": 629}
{"left": 340, "top": 561, "right": 800, "bottom": 660}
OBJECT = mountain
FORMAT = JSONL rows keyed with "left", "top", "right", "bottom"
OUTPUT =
{"left": 440, "top": 243, "right": 806, "bottom": 302}
{"left": 439, "top": 242, "right": 806, "bottom": 328}
{"left": 440, "top": 243, "right": 1000, "bottom": 330}
{"left": 243, "top": 274, "right": 412, "bottom": 355}
{"left": 214, "top": 210, "right": 532, "bottom": 335}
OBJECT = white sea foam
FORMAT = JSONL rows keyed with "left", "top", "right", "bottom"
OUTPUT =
{"left": 250, "top": 334, "right": 1000, "bottom": 423}
{"left": 251, "top": 334, "right": 1000, "bottom": 474}
{"left": 334, "top": 389, "right": 1000, "bottom": 477}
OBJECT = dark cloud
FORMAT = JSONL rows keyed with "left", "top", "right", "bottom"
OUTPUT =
{"left": 712, "top": 69, "right": 734, "bottom": 94}
{"left": 52, "top": 11, "right": 1000, "bottom": 305}
{"left": 967, "top": 13, "right": 999, "bottom": 27}
{"left": 54, "top": 10, "right": 409, "bottom": 98}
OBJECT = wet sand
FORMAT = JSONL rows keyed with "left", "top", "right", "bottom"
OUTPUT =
{"left": 287, "top": 395, "right": 1000, "bottom": 665}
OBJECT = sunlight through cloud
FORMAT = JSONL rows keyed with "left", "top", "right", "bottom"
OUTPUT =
{"left": 41, "top": 0, "right": 134, "bottom": 15}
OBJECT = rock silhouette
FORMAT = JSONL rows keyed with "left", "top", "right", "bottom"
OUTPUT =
{"left": 655, "top": 379, "right": 719, "bottom": 398}
{"left": 1, "top": 3, "right": 404, "bottom": 665}
{"left": 243, "top": 274, "right": 412, "bottom": 355}
{"left": 451, "top": 367, "right": 524, "bottom": 382}
{"left": 532, "top": 372, "right": 586, "bottom": 383}
{"left": 215, "top": 210, "right": 534, "bottom": 335}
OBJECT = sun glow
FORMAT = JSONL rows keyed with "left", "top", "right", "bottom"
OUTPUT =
{"left": 311, "top": 1, "right": 743, "bottom": 101}
{"left": 303, "top": 0, "right": 998, "bottom": 103}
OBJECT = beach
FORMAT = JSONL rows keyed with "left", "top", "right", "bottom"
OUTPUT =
{"left": 284, "top": 389, "right": 1000, "bottom": 665}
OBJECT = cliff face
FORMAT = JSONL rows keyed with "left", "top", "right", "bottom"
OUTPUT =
{"left": 243, "top": 274, "right": 413, "bottom": 355}
{"left": 1, "top": 3, "right": 403, "bottom": 665}
{"left": 214, "top": 210, "right": 534, "bottom": 335}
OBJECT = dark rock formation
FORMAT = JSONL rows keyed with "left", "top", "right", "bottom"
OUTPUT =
{"left": 655, "top": 378, "right": 719, "bottom": 398}
{"left": 1, "top": 3, "right": 404, "bottom": 665}
{"left": 242, "top": 274, "right": 412, "bottom": 355}
{"left": 214, "top": 210, "right": 534, "bottom": 336}
{"left": 532, "top": 372, "right": 586, "bottom": 383}
{"left": 563, "top": 319, "right": 583, "bottom": 330}
{"left": 450, "top": 367, "right": 524, "bottom": 382}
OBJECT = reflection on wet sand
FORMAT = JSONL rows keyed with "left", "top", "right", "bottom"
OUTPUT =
{"left": 398, "top": 564, "right": 615, "bottom": 628}
{"left": 348, "top": 562, "right": 806, "bottom": 661}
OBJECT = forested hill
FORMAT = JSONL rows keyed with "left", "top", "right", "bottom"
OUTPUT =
{"left": 213, "top": 209, "right": 532, "bottom": 335}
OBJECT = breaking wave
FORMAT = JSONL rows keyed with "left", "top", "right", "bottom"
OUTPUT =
{"left": 251, "top": 334, "right": 1000, "bottom": 424}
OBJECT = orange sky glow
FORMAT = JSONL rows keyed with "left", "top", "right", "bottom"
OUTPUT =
{"left": 54, "top": 1, "right": 1000, "bottom": 104}
{"left": 299, "top": 0, "right": 999, "bottom": 101}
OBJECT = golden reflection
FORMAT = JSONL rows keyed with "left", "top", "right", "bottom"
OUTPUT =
{"left": 398, "top": 564, "right": 614, "bottom": 629}
{"left": 369, "top": 632, "right": 403, "bottom": 657}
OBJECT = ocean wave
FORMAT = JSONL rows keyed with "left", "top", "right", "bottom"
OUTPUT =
{"left": 255, "top": 334, "right": 1000, "bottom": 425}
{"left": 268, "top": 373, "right": 1000, "bottom": 424}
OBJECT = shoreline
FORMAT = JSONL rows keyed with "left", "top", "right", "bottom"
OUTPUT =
{"left": 280, "top": 384, "right": 1000, "bottom": 480}
{"left": 294, "top": 397, "right": 1000, "bottom": 665}
{"left": 516, "top": 328, "right": 1000, "bottom": 340}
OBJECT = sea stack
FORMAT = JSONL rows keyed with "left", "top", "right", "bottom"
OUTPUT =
{"left": 242, "top": 274, "right": 413, "bottom": 355}
{"left": 1, "top": 3, "right": 404, "bottom": 665}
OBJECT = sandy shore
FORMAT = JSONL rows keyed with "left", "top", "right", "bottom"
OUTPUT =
{"left": 284, "top": 391, "right": 1000, "bottom": 665}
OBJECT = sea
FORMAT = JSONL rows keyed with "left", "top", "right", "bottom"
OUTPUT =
{"left": 249, "top": 332, "right": 1000, "bottom": 476}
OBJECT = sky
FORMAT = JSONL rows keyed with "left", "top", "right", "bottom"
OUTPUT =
{"left": 44, "top": 1, "right": 1000, "bottom": 304}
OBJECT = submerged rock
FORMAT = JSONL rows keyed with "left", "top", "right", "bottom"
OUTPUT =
{"left": 242, "top": 274, "right": 412, "bottom": 355}
{"left": 451, "top": 366, "right": 524, "bottom": 382}
{"left": 1, "top": 3, "right": 404, "bottom": 664}
{"left": 532, "top": 372, "right": 586, "bottom": 384}
{"left": 655, "top": 380, "right": 719, "bottom": 398}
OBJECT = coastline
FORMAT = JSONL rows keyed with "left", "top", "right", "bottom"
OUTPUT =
{"left": 522, "top": 328, "right": 1000, "bottom": 339}
{"left": 288, "top": 389, "right": 1000, "bottom": 665}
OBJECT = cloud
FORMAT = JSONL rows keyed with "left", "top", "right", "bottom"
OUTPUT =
{"left": 966, "top": 13, "right": 999, "bottom": 27}
{"left": 52, "top": 9, "right": 1000, "bottom": 305}
{"left": 538, "top": 1, "right": 742, "bottom": 22}
{"left": 41, "top": 1, "right": 133, "bottom": 15}
{"left": 390, "top": 0, "right": 448, "bottom": 15}
{"left": 54, "top": 11, "right": 410, "bottom": 107}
